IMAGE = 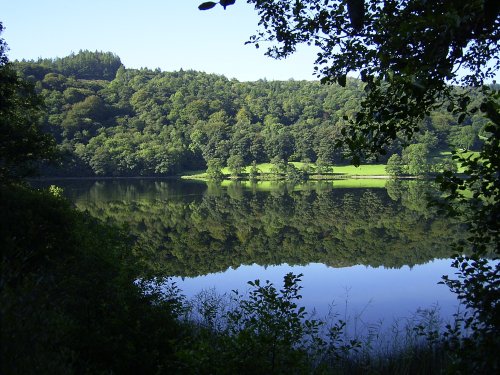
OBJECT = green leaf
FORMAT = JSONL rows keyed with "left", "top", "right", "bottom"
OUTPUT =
{"left": 198, "top": 2, "right": 217, "bottom": 10}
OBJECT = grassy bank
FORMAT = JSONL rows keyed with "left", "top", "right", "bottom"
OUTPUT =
{"left": 181, "top": 162, "right": 389, "bottom": 181}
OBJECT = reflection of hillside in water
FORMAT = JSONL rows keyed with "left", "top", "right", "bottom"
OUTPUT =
{"left": 63, "top": 179, "right": 464, "bottom": 277}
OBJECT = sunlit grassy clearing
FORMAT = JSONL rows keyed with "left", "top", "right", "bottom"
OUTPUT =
{"left": 181, "top": 169, "right": 207, "bottom": 176}
{"left": 330, "top": 164, "right": 387, "bottom": 175}
{"left": 439, "top": 150, "right": 479, "bottom": 157}
{"left": 183, "top": 152, "right": 470, "bottom": 179}
{"left": 218, "top": 162, "right": 388, "bottom": 176}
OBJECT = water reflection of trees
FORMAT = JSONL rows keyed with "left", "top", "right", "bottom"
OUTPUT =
{"left": 72, "top": 180, "right": 464, "bottom": 277}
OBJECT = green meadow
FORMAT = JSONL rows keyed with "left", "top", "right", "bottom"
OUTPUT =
{"left": 183, "top": 162, "right": 389, "bottom": 181}
{"left": 180, "top": 150, "right": 477, "bottom": 182}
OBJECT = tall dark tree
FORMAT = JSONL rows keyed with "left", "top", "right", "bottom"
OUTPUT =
{"left": 0, "top": 23, "right": 56, "bottom": 182}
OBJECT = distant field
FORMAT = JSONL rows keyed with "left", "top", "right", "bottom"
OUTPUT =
{"left": 181, "top": 169, "right": 207, "bottom": 176}
{"left": 181, "top": 153, "right": 478, "bottom": 181}
{"left": 218, "top": 163, "right": 276, "bottom": 175}
{"left": 184, "top": 162, "right": 389, "bottom": 180}
{"left": 329, "top": 164, "right": 387, "bottom": 176}
{"left": 439, "top": 150, "right": 480, "bottom": 158}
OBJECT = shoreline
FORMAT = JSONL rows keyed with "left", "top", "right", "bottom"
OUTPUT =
{"left": 29, "top": 174, "right": 425, "bottom": 182}
{"left": 180, "top": 174, "right": 421, "bottom": 181}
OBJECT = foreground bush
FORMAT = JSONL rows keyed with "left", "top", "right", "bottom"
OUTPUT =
{"left": 0, "top": 184, "right": 184, "bottom": 374}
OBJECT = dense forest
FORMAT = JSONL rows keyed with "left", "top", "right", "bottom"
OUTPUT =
{"left": 14, "top": 50, "right": 487, "bottom": 177}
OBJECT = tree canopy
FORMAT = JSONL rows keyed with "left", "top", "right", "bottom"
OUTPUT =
{"left": 3, "top": 3, "right": 499, "bottom": 372}
{"left": 12, "top": 52, "right": 482, "bottom": 177}
{"left": 15, "top": 50, "right": 122, "bottom": 81}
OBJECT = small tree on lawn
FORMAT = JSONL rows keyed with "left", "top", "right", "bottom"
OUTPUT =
{"left": 316, "top": 159, "right": 333, "bottom": 175}
{"left": 248, "top": 160, "right": 260, "bottom": 180}
{"left": 227, "top": 154, "right": 245, "bottom": 179}
{"left": 207, "top": 158, "right": 224, "bottom": 181}
{"left": 402, "top": 144, "right": 429, "bottom": 176}
{"left": 386, "top": 154, "right": 405, "bottom": 176}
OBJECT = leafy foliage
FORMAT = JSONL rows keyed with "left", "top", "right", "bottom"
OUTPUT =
{"left": 1, "top": 30, "right": 186, "bottom": 373}
{"left": 16, "top": 50, "right": 122, "bottom": 81}
{"left": 1, "top": 12, "right": 485, "bottom": 373}
{"left": 0, "top": 23, "right": 56, "bottom": 181}
{"left": 0, "top": 184, "right": 186, "bottom": 374}
{"left": 436, "top": 88, "right": 500, "bottom": 373}
{"left": 225, "top": 3, "right": 499, "bottom": 369}
{"left": 223, "top": 273, "right": 333, "bottom": 374}
{"left": 180, "top": 272, "right": 362, "bottom": 374}
{"left": 1, "top": 179, "right": 461, "bottom": 373}
{"left": 199, "top": 0, "right": 236, "bottom": 11}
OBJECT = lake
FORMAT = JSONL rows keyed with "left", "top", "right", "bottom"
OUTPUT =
{"left": 34, "top": 178, "right": 463, "bottom": 332}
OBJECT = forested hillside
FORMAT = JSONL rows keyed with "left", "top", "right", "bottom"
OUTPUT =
{"left": 15, "top": 51, "right": 487, "bottom": 177}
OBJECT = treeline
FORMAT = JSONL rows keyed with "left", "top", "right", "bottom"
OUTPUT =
{"left": 15, "top": 50, "right": 122, "bottom": 81}
{"left": 14, "top": 51, "right": 486, "bottom": 177}
{"left": 67, "top": 180, "right": 463, "bottom": 277}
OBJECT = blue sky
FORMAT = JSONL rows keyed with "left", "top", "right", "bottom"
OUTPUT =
{"left": 1, "top": 0, "right": 319, "bottom": 81}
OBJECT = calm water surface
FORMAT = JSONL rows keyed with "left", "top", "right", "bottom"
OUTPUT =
{"left": 35, "top": 178, "right": 462, "bottom": 327}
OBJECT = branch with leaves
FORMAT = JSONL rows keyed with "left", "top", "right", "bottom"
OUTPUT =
{"left": 199, "top": 0, "right": 236, "bottom": 11}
